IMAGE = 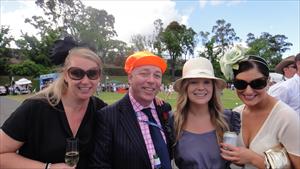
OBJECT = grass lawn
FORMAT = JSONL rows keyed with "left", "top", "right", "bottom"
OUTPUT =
{"left": 6, "top": 89, "right": 242, "bottom": 110}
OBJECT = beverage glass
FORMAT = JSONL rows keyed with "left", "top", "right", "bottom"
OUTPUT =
{"left": 65, "top": 138, "right": 79, "bottom": 167}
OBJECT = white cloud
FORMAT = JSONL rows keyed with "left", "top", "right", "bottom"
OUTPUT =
{"left": 83, "top": 0, "right": 187, "bottom": 43}
{"left": 199, "top": 0, "right": 242, "bottom": 8}
{"left": 1, "top": 0, "right": 189, "bottom": 45}
{"left": 1, "top": 1, "right": 44, "bottom": 40}
{"left": 199, "top": 0, "right": 207, "bottom": 8}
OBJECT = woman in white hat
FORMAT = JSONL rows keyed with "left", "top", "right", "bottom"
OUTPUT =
{"left": 173, "top": 57, "right": 239, "bottom": 169}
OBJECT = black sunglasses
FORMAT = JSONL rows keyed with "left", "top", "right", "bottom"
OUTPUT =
{"left": 67, "top": 67, "right": 100, "bottom": 80}
{"left": 233, "top": 77, "right": 267, "bottom": 90}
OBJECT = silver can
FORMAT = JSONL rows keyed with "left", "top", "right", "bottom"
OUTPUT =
{"left": 223, "top": 131, "right": 238, "bottom": 146}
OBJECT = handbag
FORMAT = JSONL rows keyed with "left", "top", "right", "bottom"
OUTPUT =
{"left": 264, "top": 143, "right": 291, "bottom": 169}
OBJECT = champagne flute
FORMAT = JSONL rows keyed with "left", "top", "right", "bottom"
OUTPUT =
{"left": 65, "top": 137, "right": 79, "bottom": 167}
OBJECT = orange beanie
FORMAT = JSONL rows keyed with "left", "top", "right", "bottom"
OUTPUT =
{"left": 124, "top": 51, "right": 167, "bottom": 74}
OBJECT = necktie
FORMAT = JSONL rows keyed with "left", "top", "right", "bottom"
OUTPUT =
{"left": 142, "top": 108, "right": 171, "bottom": 169}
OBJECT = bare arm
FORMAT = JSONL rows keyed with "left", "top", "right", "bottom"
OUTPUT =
{"left": 289, "top": 153, "right": 300, "bottom": 169}
{"left": 0, "top": 130, "right": 74, "bottom": 169}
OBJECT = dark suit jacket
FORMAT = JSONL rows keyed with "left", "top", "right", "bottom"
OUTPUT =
{"left": 90, "top": 94, "right": 174, "bottom": 169}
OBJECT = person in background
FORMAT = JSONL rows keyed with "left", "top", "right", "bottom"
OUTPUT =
{"left": 0, "top": 38, "right": 107, "bottom": 169}
{"left": 269, "top": 53, "right": 300, "bottom": 114}
{"left": 275, "top": 55, "right": 296, "bottom": 81}
{"left": 90, "top": 51, "right": 173, "bottom": 169}
{"left": 173, "top": 57, "right": 240, "bottom": 169}
{"left": 219, "top": 54, "right": 300, "bottom": 169}
{"left": 268, "top": 55, "right": 296, "bottom": 92}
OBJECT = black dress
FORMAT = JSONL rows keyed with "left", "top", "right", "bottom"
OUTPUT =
{"left": 1, "top": 96, "right": 107, "bottom": 169}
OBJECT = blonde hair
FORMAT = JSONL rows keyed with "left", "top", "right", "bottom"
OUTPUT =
{"left": 174, "top": 79, "right": 229, "bottom": 144}
{"left": 35, "top": 47, "right": 102, "bottom": 107}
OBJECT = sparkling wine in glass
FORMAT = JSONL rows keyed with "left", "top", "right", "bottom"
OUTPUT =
{"left": 65, "top": 138, "right": 79, "bottom": 167}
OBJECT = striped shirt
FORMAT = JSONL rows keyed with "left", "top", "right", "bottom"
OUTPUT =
{"left": 129, "top": 93, "right": 166, "bottom": 169}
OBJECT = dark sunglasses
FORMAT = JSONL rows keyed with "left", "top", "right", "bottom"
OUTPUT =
{"left": 67, "top": 67, "right": 100, "bottom": 80}
{"left": 233, "top": 77, "right": 267, "bottom": 90}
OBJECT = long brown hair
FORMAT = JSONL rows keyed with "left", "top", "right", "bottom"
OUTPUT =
{"left": 174, "top": 79, "right": 229, "bottom": 144}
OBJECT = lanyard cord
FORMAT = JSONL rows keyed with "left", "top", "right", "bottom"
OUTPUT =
{"left": 138, "top": 119, "right": 163, "bottom": 131}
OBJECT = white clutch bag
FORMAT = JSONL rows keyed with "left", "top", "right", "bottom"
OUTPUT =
{"left": 264, "top": 143, "right": 291, "bottom": 169}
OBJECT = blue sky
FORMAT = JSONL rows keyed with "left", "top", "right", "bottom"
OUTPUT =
{"left": 1, "top": 0, "right": 299, "bottom": 58}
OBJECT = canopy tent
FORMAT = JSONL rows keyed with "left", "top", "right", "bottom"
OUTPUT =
{"left": 15, "top": 78, "right": 32, "bottom": 85}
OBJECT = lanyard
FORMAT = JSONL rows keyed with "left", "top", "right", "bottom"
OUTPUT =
{"left": 139, "top": 119, "right": 163, "bottom": 131}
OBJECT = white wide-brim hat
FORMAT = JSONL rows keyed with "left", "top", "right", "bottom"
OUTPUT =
{"left": 174, "top": 57, "right": 227, "bottom": 92}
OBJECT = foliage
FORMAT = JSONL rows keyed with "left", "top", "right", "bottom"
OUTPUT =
{"left": 212, "top": 19, "right": 240, "bottom": 56}
{"left": 0, "top": 26, "right": 14, "bottom": 57}
{"left": 8, "top": 60, "right": 51, "bottom": 77}
{"left": 198, "top": 19, "right": 240, "bottom": 80}
{"left": 246, "top": 32, "right": 292, "bottom": 69}
{"left": 0, "top": 26, "right": 14, "bottom": 75}
{"left": 159, "top": 21, "right": 197, "bottom": 81}
{"left": 14, "top": 29, "right": 60, "bottom": 66}
{"left": 33, "top": 0, "right": 123, "bottom": 64}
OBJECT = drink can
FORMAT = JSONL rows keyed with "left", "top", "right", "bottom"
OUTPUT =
{"left": 223, "top": 131, "right": 237, "bottom": 146}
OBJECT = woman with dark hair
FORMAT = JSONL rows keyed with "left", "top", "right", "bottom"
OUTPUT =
{"left": 219, "top": 48, "right": 300, "bottom": 169}
{"left": 0, "top": 38, "right": 107, "bottom": 169}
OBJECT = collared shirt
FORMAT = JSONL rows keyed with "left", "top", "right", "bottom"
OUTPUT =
{"left": 269, "top": 74, "right": 300, "bottom": 114}
{"left": 128, "top": 92, "right": 166, "bottom": 169}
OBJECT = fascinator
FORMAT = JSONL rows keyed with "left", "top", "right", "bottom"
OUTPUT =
{"left": 50, "top": 36, "right": 79, "bottom": 65}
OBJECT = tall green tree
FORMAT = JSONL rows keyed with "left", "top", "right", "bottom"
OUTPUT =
{"left": 130, "top": 34, "right": 147, "bottom": 51}
{"left": 14, "top": 29, "right": 60, "bottom": 66}
{"left": 33, "top": 0, "right": 118, "bottom": 64}
{"left": 246, "top": 32, "right": 292, "bottom": 69}
{"left": 160, "top": 21, "right": 197, "bottom": 81}
{"left": 211, "top": 19, "right": 240, "bottom": 57}
{"left": 198, "top": 19, "right": 240, "bottom": 79}
{"left": 153, "top": 19, "right": 164, "bottom": 56}
{"left": 0, "top": 26, "right": 14, "bottom": 75}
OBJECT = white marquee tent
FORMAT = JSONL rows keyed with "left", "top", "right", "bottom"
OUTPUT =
{"left": 15, "top": 78, "right": 32, "bottom": 85}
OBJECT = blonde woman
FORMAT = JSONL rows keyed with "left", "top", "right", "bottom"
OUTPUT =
{"left": 0, "top": 43, "right": 107, "bottom": 169}
{"left": 173, "top": 57, "right": 240, "bottom": 169}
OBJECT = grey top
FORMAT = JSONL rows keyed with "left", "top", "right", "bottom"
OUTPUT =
{"left": 174, "top": 130, "right": 227, "bottom": 169}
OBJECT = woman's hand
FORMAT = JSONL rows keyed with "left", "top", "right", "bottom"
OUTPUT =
{"left": 155, "top": 96, "right": 165, "bottom": 106}
{"left": 220, "top": 143, "right": 264, "bottom": 167}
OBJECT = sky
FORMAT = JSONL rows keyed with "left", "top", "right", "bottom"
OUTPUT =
{"left": 1, "top": 0, "right": 299, "bottom": 58}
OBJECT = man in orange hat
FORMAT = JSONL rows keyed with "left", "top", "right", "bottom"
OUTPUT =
{"left": 90, "top": 51, "right": 173, "bottom": 169}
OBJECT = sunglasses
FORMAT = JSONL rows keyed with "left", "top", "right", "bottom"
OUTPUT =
{"left": 67, "top": 67, "right": 100, "bottom": 80}
{"left": 233, "top": 77, "right": 267, "bottom": 90}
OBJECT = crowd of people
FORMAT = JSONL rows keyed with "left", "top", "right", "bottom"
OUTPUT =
{"left": 0, "top": 37, "right": 299, "bottom": 169}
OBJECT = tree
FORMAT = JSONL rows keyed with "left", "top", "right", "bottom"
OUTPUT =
{"left": 130, "top": 34, "right": 147, "bottom": 51}
{"left": 160, "top": 21, "right": 197, "bottom": 81}
{"left": 0, "top": 26, "right": 14, "bottom": 75}
{"left": 211, "top": 19, "right": 240, "bottom": 57}
{"left": 32, "top": 0, "right": 118, "bottom": 64}
{"left": 198, "top": 19, "right": 240, "bottom": 79}
{"left": 14, "top": 29, "right": 60, "bottom": 66}
{"left": 153, "top": 19, "right": 164, "bottom": 56}
{"left": 246, "top": 32, "right": 292, "bottom": 69}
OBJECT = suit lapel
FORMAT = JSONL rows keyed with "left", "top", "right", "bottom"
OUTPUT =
{"left": 118, "top": 94, "right": 151, "bottom": 167}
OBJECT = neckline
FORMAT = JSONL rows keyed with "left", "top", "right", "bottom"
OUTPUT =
{"left": 183, "top": 129, "right": 215, "bottom": 136}
{"left": 240, "top": 101, "right": 280, "bottom": 148}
